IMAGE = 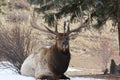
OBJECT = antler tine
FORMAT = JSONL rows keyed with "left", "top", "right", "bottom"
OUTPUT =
{"left": 30, "top": 17, "right": 47, "bottom": 32}
{"left": 31, "top": 15, "right": 56, "bottom": 35}
{"left": 54, "top": 15, "right": 58, "bottom": 33}
{"left": 63, "top": 21, "right": 66, "bottom": 33}
{"left": 68, "top": 18, "right": 86, "bottom": 34}
{"left": 67, "top": 21, "right": 70, "bottom": 33}
{"left": 43, "top": 24, "right": 57, "bottom": 35}
{"left": 67, "top": 6, "right": 86, "bottom": 34}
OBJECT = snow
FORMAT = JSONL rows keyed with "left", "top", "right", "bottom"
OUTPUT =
{"left": 0, "top": 61, "right": 104, "bottom": 80}
{"left": 0, "top": 74, "right": 35, "bottom": 80}
{"left": 67, "top": 67, "right": 81, "bottom": 72}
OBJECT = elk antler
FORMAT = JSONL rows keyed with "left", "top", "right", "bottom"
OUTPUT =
{"left": 67, "top": 21, "right": 70, "bottom": 33}
{"left": 30, "top": 15, "right": 57, "bottom": 35}
{"left": 67, "top": 18, "right": 87, "bottom": 34}
{"left": 63, "top": 21, "right": 67, "bottom": 33}
{"left": 54, "top": 15, "right": 58, "bottom": 33}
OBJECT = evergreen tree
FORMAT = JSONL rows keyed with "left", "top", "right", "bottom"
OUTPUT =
{"left": 28, "top": 0, "right": 120, "bottom": 55}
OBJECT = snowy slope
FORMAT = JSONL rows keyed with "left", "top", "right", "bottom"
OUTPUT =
{"left": 0, "top": 61, "right": 104, "bottom": 80}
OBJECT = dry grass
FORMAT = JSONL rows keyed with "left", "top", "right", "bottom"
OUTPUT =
{"left": 0, "top": 0, "right": 120, "bottom": 76}
{"left": 0, "top": 25, "right": 33, "bottom": 74}
{"left": 90, "top": 37, "right": 114, "bottom": 72}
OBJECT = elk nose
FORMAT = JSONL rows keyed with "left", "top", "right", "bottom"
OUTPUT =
{"left": 63, "top": 40, "right": 68, "bottom": 45}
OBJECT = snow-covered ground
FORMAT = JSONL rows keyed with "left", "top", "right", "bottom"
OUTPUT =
{"left": 0, "top": 61, "right": 104, "bottom": 80}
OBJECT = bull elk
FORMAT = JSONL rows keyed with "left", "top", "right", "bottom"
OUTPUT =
{"left": 20, "top": 16, "right": 85, "bottom": 80}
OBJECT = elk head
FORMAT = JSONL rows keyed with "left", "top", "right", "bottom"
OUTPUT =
{"left": 54, "top": 22, "right": 70, "bottom": 51}
{"left": 30, "top": 16, "right": 85, "bottom": 51}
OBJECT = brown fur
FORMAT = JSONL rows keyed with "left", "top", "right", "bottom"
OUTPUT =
{"left": 38, "top": 33, "right": 71, "bottom": 79}
{"left": 48, "top": 45, "right": 71, "bottom": 75}
{"left": 21, "top": 17, "right": 84, "bottom": 80}
{"left": 20, "top": 33, "right": 71, "bottom": 80}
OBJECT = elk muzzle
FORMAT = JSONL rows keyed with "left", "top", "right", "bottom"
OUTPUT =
{"left": 62, "top": 39, "right": 69, "bottom": 51}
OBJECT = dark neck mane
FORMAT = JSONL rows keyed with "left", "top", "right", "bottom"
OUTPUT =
{"left": 48, "top": 44, "right": 71, "bottom": 75}
{"left": 52, "top": 44, "right": 70, "bottom": 54}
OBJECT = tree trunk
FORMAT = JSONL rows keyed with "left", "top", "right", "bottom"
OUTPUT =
{"left": 118, "top": 19, "right": 120, "bottom": 55}
{"left": 104, "top": 68, "right": 108, "bottom": 75}
{"left": 117, "top": 1, "right": 120, "bottom": 55}
{"left": 110, "top": 59, "right": 116, "bottom": 74}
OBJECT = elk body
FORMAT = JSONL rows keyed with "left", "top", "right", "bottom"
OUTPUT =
{"left": 20, "top": 16, "right": 85, "bottom": 80}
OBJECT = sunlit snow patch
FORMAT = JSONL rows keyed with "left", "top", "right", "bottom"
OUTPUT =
{"left": 0, "top": 61, "right": 18, "bottom": 75}
{"left": 67, "top": 67, "right": 81, "bottom": 72}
